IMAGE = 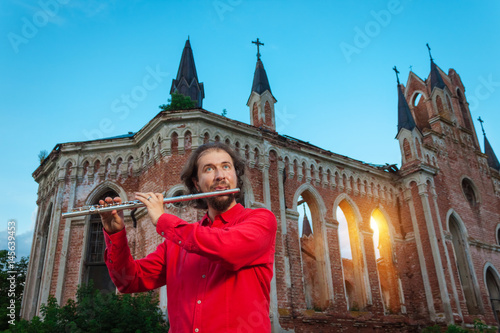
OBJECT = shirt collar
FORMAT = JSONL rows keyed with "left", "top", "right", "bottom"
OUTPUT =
{"left": 201, "top": 203, "right": 244, "bottom": 226}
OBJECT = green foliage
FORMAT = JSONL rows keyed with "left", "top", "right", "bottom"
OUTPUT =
{"left": 38, "top": 150, "right": 48, "bottom": 164}
{"left": 159, "top": 93, "right": 196, "bottom": 111}
{"left": 421, "top": 320, "right": 498, "bottom": 333}
{"left": 3, "top": 282, "right": 169, "bottom": 333}
{"left": 446, "top": 324, "right": 468, "bottom": 333}
{"left": 221, "top": 108, "right": 227, "bottom": 117}
{"left": 473, "top": 318, "right": 497, "bottom": 333}
{"left": 422, "top": 325, "right": 442, "bottom": 333}
{"left": 0, "top": 249, "right": 28, "bottom": 331}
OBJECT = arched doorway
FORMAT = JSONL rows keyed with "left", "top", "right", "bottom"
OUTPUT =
{"left": 297, "top": 191, "right": 329, "bottom": 311}
{"left": 449, "top": 215, "right": 481, "bottom": 314}
{"left": 337, "top": 199, "right": 367, "bottom": 311}
{"left": 485, "top": 266, "right": 500, "bottom": 325}
{"left": 370, "top": 208, "right": 402, "bottom": 313}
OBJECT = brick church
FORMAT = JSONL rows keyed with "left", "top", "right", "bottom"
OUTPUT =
{"left": 22, "top": 39, "right": 500, "bottom": 332}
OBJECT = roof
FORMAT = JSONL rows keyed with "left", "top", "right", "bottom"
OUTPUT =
{"left": 430, "top": 60, "right": 446, "bottom": 91}
{"left": 170, "top": 39, "right": 205, "bottom": 107}
{"left": 174, "top": 39, "right": 198, "bottom": 84}
{"left": 397, "top": 85, "right": 417, "bottom": 133}
{"left": 302, "top": 213, "right": 313, "bottom": 237}
{"left": 251, "top": 59, "right": 272, "bottom": 95}
{"left": 485, "top": 135, "right": 500, "bottom": 171}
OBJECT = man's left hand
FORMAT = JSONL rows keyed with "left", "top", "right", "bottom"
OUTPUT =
{"left": 135, "top": 192, "right": 165, "bottom": 226}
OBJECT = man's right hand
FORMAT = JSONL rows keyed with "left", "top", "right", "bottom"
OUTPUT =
{"left": 99, "top": 197, "right": 125, "bottom": 235}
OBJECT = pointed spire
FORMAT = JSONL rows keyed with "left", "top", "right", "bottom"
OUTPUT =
{"left": 302, "top": 205, "right": 313, "bottom": 237}
{"left": 251, "top": 59, "right": 272, "bottom": 95}
{"left": 170, "top": 38, "right": 205, "bottom": 107}
{"left": 247, "top": 38, "right": 277, "bottom": 130}
{"left": 485, "top": 136, "right": 500, "bottom": 171}
{"left": 250, "top": 38, "right": 272, "bottom": 95}
{"left": 479, "top": 117, "right": 500, "bottom": 171}
{"left": 427, "top": 43, "right": 446, "bottom": 90}
{"left": 394, "top": 66, "right": 417, "bottom": 133}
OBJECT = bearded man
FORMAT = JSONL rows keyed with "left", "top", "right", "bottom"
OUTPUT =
{"left": 100, "top": 142, "right": 277, "bottom": 333}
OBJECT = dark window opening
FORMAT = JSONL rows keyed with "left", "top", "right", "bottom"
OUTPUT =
{"left": 85, "top": 190, "right": 118, "bottom": 293}
{"left": 462, "top": 179, "right": 477, "bottom": 206}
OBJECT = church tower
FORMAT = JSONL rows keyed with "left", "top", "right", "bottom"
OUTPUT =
{"left": 394, "top": 66, "right": 425, "bottom": 170}
{"left": 247, "top": 38, "right": 277, "bottom": 131}
{"left": 170, "top": 38, "right": 205, "bottom": 108}
{"left": 392, "top": 46, "right": 499, "bottom": 323}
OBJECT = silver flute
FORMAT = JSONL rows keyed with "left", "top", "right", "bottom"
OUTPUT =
{"left": 62, "top": 188, "right": 240, "bottom": 218}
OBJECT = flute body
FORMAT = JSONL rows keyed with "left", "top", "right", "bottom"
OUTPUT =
{"left": 62, "top": 188, "right": 240, "bottom": 218}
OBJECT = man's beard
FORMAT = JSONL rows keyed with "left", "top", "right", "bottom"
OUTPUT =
{"left": 207, "top": 193, "right": 235, "bottom": 212}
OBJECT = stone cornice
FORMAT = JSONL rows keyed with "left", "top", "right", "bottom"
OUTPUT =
{"left": 468, "top": 238, "right": 500, "bottom": 253}
{"left": 35, "top": 109, "right": 398, "bottom": 186}
{"left": 398, "top": 163, "right": 438, "bottom": 179}
{"left": 429, "top": 115, "right": 455, "bottom": 127}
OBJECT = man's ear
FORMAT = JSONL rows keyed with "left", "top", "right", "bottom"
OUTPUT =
{"left": 192, "top": 178, "right": 200, "bottom": 192}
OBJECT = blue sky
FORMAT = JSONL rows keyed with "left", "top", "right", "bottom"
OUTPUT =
{"left": 1, "top": 0, "right": 499, "bottom": 259}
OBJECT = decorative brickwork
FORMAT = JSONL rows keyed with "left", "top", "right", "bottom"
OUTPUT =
{"left": 22, "top": 55, "right": 500, "bottom": 332}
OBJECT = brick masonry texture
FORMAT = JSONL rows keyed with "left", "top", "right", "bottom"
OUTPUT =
{"left": 21, "top": 63, "right": 500, "bottom": 332}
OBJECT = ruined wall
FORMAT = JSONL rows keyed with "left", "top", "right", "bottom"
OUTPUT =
{"left": 23, "top": 107, "right": 500, "bottom": 332}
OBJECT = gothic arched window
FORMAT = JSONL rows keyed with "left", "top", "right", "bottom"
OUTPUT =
{"left": 462, "top": 178, "right": 477, "bottom": 206}
{"left": 497, "top": 226, "right": 500, "bottom": 246}
{"left": 85, "top": 190, "right": 118, "bottom": 293}
{"left": 449, "top": 216, "right": 481, "bottom": 314}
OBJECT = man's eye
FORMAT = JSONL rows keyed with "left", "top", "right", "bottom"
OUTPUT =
{"left": 206, "top": 167, "right": 213, "bottom": 172}
{"left": 223, "top": 165, "right": 230, "bottom": 169}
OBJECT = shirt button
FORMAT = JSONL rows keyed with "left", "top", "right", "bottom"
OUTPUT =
{"left": 195, "top": 329, "right": 199, "bottom": 332}
{"left": 109, "top": 260, "right": 113, "bottom": 263}
{"left": 178, "top": 240, "right": 182, "bottom": 244}
{"left": 161, "top": 232, "right": 164, "bottom": 236}
{"left": 197, "top": 300, "right": 201, "bottom": 304}
{"left": 202, "top": 275, "right": 206, "bottom": 279}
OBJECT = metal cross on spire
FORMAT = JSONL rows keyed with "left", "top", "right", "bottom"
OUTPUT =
{"left": 426, "top": 43, "right": 433, "bottom": 62}
{"left": 252, "top": 38, "right": 264, "bottom": 60}
{"left": 478, "top": 116, "right": 486, "bottom": 136}
{"left": 393, "top": 66, "right": 400, "bottom": 85}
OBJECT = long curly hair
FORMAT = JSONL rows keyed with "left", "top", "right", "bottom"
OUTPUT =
{"left": 180, "top": 142, "right": 246, "bottom": 209}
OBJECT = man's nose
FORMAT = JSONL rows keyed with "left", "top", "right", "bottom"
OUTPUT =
{"left": 214, "top": 167, "right": 225, "bottom": 180}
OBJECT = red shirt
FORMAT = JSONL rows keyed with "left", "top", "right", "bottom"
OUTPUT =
{"left": 104, "top": 203, "right": 277, "bottom": 333}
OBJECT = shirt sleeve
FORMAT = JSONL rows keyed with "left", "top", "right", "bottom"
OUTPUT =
{"left": 103, "top": 228, "right": 167, "bottom": 293}
{"left": 156, "top": 208, "right": 277, "bottom": 271}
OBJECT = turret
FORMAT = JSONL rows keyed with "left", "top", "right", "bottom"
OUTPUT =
{"left": 394, "top": 66, "right": 424, "bottom": 168}
{"left": 247, "top": 38, "right": 277, "bottom": 131}
{"left": 170, "top": 38, "right": 205, "bottom": 108}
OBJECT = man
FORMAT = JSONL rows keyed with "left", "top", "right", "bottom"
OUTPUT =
{"left": 100, "top": 142, "right": 277, "bottom": 332}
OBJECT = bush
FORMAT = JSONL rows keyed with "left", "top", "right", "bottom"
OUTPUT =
{"left": 446, "top": 324, "right": 468, "bottom": 333}
{"left": 159, "top": 93, "right": 196, "bottom": 111}
{"left": 421, "top": 320, "right": 498, "bottom": 333}
{"left": 422, "top": 325, "right": 442, "bottom": 333}
{"left": 3, "top": 282, "right": 169, "bottom": 333}
{"left": 472, "top": 318, "right": 497, "bottom": 333}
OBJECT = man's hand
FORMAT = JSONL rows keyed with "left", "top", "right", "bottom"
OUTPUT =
{"left": 135, "top": 192, "right": 165, "bottom": 226}
{"left": 99, "top": 197, "right": 125, "bottom": 235}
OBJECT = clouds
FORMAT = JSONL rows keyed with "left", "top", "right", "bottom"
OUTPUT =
{"left": 0, "top": 229, "right": 34, "bottom": 260}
